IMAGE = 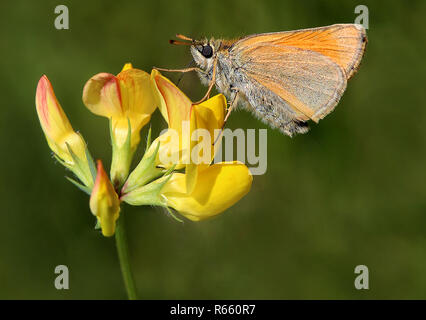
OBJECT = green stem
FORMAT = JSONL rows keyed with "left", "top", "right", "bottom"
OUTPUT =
{"left": 115, "top": 214, "right": 138, "bottom": 300}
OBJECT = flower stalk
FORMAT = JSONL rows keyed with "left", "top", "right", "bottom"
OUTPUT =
{"left": 115, "top": 214, "right": 138, "bottom": 300}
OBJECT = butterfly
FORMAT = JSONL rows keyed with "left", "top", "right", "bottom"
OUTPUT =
{"left": 157, "top": 24, "right": 367, "bottom": 137}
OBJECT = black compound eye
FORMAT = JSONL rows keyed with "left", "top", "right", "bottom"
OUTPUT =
{"left": 201, "top": 45, "right": 213, "bottom": 58}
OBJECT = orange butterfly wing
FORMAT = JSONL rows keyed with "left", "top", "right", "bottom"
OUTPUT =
{"left": 229, "top": 24, "right": 367, "bottom": 122}
{"left": 234, "top": 24, "right": 367, "bottom": 79}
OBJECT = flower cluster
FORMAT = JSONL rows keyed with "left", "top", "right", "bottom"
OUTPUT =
{"left": 36, "top": 64, "right": 252, "bottom": 236}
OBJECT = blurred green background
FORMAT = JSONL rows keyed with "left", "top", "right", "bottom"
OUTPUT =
{"left": 1, "top": 0, "right": 426, "bottom": 299}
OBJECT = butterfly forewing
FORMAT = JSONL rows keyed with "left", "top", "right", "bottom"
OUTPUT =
{"left": 231, "top": 24, "right": 367, "bottom": 79}
{"left": 229, "top": 24, "right": 366, "bottom": 122}
{"left": 238, "top": 45, "right": 347, "bottom": 122}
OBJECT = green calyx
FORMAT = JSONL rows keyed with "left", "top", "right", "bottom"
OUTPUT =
{"left": 62, "top": 138, "right": 96, "bottom": 190}
{"left": 110, "top": 118, "right": 133, "bottom": 188}
{"left": 120, "top": 165, "right": 175, "bottom": 207}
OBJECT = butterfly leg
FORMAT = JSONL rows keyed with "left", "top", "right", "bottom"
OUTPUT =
{"left": 224, "top": 89, "right": 239, "bottom": 123}
{"left": 213, "top": 89, "right": 240, "bottom": 145}
{"left": 193, "top": 58, "right": 218, "bottom": 105}
{"left": 153, "top": 66, "right": 206, "bottom": 74}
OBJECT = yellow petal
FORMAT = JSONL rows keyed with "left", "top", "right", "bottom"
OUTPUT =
{"left": 185, "top": 107, "right": 200, "bottom": 193}
{"left": 36, "top": 75, "right": 73, "bottom": 137}
{"left": 82, "top": 72, "right": 123, "bottom": 118}
{"left": 150, "top": 69, "right": 169, "bottom": 123}
{"left": 150, "top": 69, "right": 192, "bottom": 130}
{"left": 116, "top": 69, "right": 156, "bottom": 148}
{"left": 152, "top": 129, "right": 185, "bottom": 169}
{"left": 111, "top": 115, "right": 151, "bottom": 149}
{"left": 195, "top": 94, "right": 226, "bottom": 131}
{"left": 193, "top": 94, "right": 226, "bottom": 156}
{"left": 162, "top": 161, "right": 252, "bottom": 221}
{"left": 117, "top": 68, "right": 156, "bottom": 118}
{"left": 186, "top": 94, "right": 227, "bottom": 193}
{"left": 121, "top": 63, "right": 133, "bottom": 71}
{"left": 35, "top": 75, "right": 86, "bottom": 164}
{"left": 83, "top": 69, "right": 156, "bottom": 149}
{"left": 150, "top": 70, "right": 194, "bottom": 168}
{"left": 90, "top": 160, "right": 120, "bottom": 237}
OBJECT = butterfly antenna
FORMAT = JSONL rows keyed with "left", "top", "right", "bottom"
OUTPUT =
{"left": 169, "top": 39, "right": 193, "bottom": 46}
{"left": 175, "top": 34, "right": 194, "bottom": 42}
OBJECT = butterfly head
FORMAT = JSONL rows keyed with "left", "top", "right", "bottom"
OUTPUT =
{"left": 170, "top": 34, "right": 220, "bottom": 72}
{"left": 191, "top": 39, "right": 221, "bottom": 71}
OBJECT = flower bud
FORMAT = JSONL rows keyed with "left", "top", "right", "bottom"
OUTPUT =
{"left": 90, "top": 160, "right": 120, "bottom": 237}
{"left": 36, "top": 75, "right": 94, "bottom": 188}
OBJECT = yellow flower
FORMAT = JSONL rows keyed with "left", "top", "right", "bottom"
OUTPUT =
{"left": 122, "top": 71, "right": 252, "bottom": 221}
{"left": 161, "top": 161, "right": 252, "bottom": 221}
{"left": 35, "top": 75, "right": 94, "bottom": 188}
{"left": 82, "top": 63, "right": 156, "bottom": 185}
{"left": 161, "top": 86, "right": 252, "bottom": 221}
{"left": 122, "top": 69, "right": 222, "bottom": 193}
{"left": 83, "top": 63, "right": 156, "bottom": 149}
{"left": 121, "top": 69, "right": 196, "bottom": 194}
{"left": 90, "top": 160, "right": 120, "bottom": 237}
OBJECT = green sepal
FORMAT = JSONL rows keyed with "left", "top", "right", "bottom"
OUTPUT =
{"left": 52, "top": 153, "right": 67, "bottom": 167}
{"left": 65, "top": 142, "right": 93, "bottom": 189}
{"left": 165, "top": 206, "right": 184, "bottom": 223}
{"left": 124, "top": 117, "right": 132, "bottom": 153}
{"left": 162, "top": 163, "right": 176, "bottom": 177}
{"left": 65, "top": 176, "right": 91, "bottom": 195}
{"left": 121, "top": 164, "right": 176, "bottom": 207}
{"left": 109, "top": 117, "right": 114, "bottom": 147}
{"left": 145, "top": 126, "right": 152, "bottom": 152}
{"left": 110, "top": 117, "right": 134, "bottom": 187}
{"left": 84, "top": 145, "right": 97, "bottom": 183}
{"left": 122, "top": 140, "right": 163, "bottom": 193}
{"left": 110, "top": 117, "right": 132, "bottom": 152}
